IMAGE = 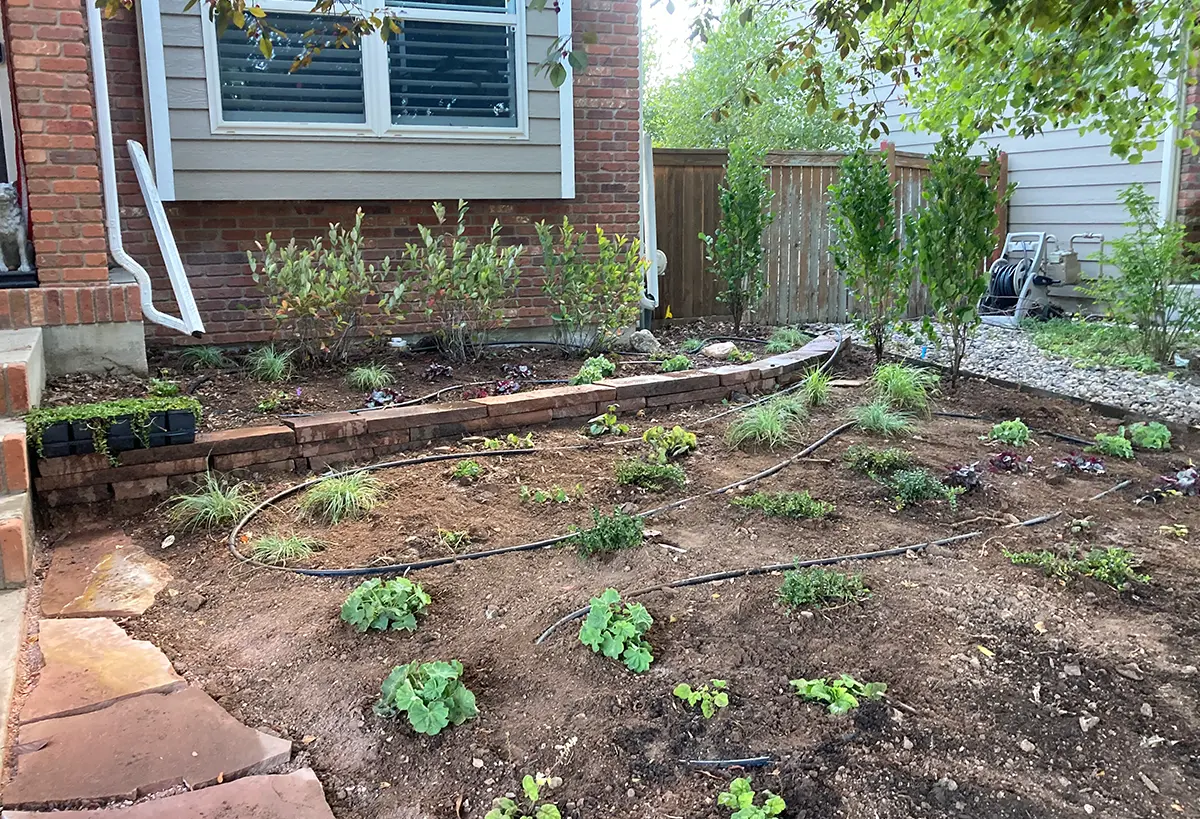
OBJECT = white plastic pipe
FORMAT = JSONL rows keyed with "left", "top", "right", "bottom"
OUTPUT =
{"left": 87, "top": 0, "right": 205, "bottom": 337}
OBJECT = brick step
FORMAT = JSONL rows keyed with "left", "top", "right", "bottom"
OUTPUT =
{"left": 0, "top": 328, "right": 45, "bottom": 415}
{"left": 0, "top": 417, "right": 34, "bottom": 587}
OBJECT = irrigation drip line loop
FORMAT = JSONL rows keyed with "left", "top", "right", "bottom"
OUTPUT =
{"left": 533, "top": 511, "right": 1062, "bottom": 645}
{"left": 684, "top": 757, "right": 774, "bottom": 769}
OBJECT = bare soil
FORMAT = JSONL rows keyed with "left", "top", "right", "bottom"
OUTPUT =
{"left": 26, "top": 347, "right": 1200, "bottom": 819}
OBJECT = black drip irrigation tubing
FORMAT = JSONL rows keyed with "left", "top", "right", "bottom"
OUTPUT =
{"left": 533, "top": 511, "right": 1062, "bottom": 646}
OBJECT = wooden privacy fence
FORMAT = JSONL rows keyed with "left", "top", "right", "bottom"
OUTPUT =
{"left": 652, "top": 145, "right": 1008, "bottom": 325}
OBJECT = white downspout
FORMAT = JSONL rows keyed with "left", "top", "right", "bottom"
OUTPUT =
{"left": 87, "top": 0, "right": 205, "bottom": 337}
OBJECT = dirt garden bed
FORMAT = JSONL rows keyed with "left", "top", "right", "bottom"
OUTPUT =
{"left": 26, "top": 347, "right": 1200, "bottom": 818}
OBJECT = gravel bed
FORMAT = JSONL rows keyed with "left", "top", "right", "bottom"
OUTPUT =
{"left": 818, "top": 322, "right": 1200, "bottom": 426}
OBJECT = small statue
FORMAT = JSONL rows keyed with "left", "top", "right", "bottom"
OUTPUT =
{"left": 0, "top": 184, "right": 32, "bottom": 274}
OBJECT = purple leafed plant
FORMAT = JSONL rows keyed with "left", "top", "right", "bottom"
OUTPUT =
{"left": 1053, "top": 452, "right": 1106, "bottom": 475}
{"left": 502, "top": 363, "right": 536, "bottom": 380}
{"left": 462, "top": 386, "right": 490, "bottom": 400}
{"left": 423, "top": 363, "right": 454, "bottom": 382}
{"left": 1158, "top": 466, "right": 1198, "bottom": 496}
{"left": 989, "top": 451, "right": 1033, "bottom": 473}
{"left": 944, "top": 462, "right": 982, "bottom": 492}
{"left": 364, "top": 388, "right": 403, "bottom": 409}
{"left": 494, "top": 379, "right": 521, "bottom": 395}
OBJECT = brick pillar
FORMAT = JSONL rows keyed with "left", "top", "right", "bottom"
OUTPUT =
{"left": 1180, "top": 49, "right": 1200, "bottom": 248}
{"left": 6, "top": 0, "right": 108, "bottom": 284}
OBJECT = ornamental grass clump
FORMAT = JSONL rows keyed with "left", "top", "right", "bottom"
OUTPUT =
{"left": 250, "top": 534, "right": 322, "bottom": 566}
{"left": 726, "top": 394, "right": 807, "bottom": 450}
{"left": 764, "top": 326, "right": 810, "bottom": 353}
{"left": 167, "top": 472, "right": 255, "bottom": 532}
{"left": 299, "top": 472, "right": 383, "bottom": 524}
{"left": 871, "top": 363, "right": 938, "bottom": 412}
{"left": 245, "top": 345, "right": 294, "bottom": 383}
{"left": 801, "top": 368, "right": 832, "bottom": 406}
{"left": 346, "top": 364, "right": 394, "bottom": 392}
{"left": 850, "top": 401, "right": 913, "bottom": 437}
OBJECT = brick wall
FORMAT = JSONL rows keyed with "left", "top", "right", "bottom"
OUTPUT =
{"left": 1180, "top": 50, "right": 1200, "bottom": 248}
{"left": 102, "top": 0, "right": 642, "bottom": 347}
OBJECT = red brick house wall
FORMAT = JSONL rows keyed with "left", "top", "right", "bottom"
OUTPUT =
{"left": 102, "top": 0, "right": 642, "bottom": 347}
{"left": 1180, "top": 53, "right": 1200, "bottom": 248}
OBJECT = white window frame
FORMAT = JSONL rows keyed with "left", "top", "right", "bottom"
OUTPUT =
{"left": 201, "top": 0, "right": 530, "bottom": 140}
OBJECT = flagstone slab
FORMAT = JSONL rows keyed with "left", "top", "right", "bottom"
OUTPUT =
{"left": 4, "top": 687, "right": 291, "bottom": 809}
{"left": 3, "top": 768, "right": 336, "bottom": 818}
{"left": 21, "top": 618, "right": 185, "bottom": 724}
{"left": 41, "top": 530, "right": 171, "bottom": 618}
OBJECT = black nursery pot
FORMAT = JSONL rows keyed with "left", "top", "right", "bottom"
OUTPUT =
{"left": 147, "top": 410, "right": 198, "bottom": 448}
{"left": 38, "top": 420, "right": 96, "bottom": 458}
{"left": 105, "top": 414, "right": 143, "bottom": 454}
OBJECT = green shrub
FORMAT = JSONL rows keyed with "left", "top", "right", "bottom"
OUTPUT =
{"left": 578, "top": 588, "right": 654, "bottom": 672}
{"left": 346, "top": 364, "right": 393, "bottom": 392}
{"left": 341, "top": 577, "right": 431, "bottom": 633}
{"left": 571, "top": 508, "right": 645, "bottom": 557}
{"left": 850, "top": 401, "right": 913, "bottom": 437}
{"left": 245, "top": 345, "right": 294, "bottom": 383}
{"left": 1127, "top": 421, "right": 1171, "bottom": 451}
{"left": 731, "top": 491, "right": 833, "bottom": 519}
{"left": 779, "top": 567, "right": 869, "bottom": 610}
{"left": 1088, "top": 432, "right": 1134, "bottom": 459}
{"left": 987, "top": 418, "right": 1031, "bottom": 447}
{"left": 167, "top": 472, "right": 255, "bottom": 532}
{"left": 700, "top": 141, "right": 774, "bottom": 334}
{"left": 250, "top": 534, "right": 321, "bottom": 565}
{"left": 886, "top": 468, "right": 962, "bottom": 509}
{"left": 717, "top": 778, "right": 785, "bottom": 819}
{"left": 180, "top": 345, "right": 230, "bottom": 370}
{"left": 373, "top": 660, "right": 478, "bottom": 735}
{"left": 660, "top": 354, "right": 691, "bottom": 372}
{"left": 872, "top": 363, "right": 938, "bottom": 411}
{"left": 764, "top": 326, "right": 810, "bottom": 354}
{"left": 829, "top": 148, "right": 910, "bottom": 362}
{"left": 791, "top": 674, "right": 887, "bottom": 715}
{"left": 615, "top": 460, "right": 687, "bottom": 491}
{"left": 843, "top": 444, "right": 913, "bottom": 476}
{"left": 569, "top": 355, "right": 616, "bottom": 385}
{"left": 801, "top": 368, "right": 832, "bottom": 406}
{"left": 726, "top": 394, "right": 807, "bottom": 450}
{"left": 1006, "top": 547, "right": 1150, "bottom": 590}
{"left": 485, "top": 774, "right": 562, "bottom": 819}
{"left": 147, "top": 377, "right": 181, "bottom": 398}
{"left": 673, "top": 679, "right": 729, "bottom": 719}
{"left": 536, "top": 217, "right": 646, "bottom": 353}
{"left": 249, "top": 210, "right": 395, "bottom": 362}
{"left": 642, "top": 425, "right": 698, "bottom": 463}
{"left": 391, "top": 200, "right": 523, "bottom": 363}
{"left": 450, "top": 459, "right": 484, "bottom": 484}
{"left": 299, "top": 472, "right": 383, "bottom": 523}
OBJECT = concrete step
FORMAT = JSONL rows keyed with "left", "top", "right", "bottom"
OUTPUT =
{"left": 0, "top": 328, "right": 44, "bottom": 415}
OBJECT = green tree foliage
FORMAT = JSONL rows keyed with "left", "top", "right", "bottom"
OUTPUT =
{"left": 1082, "top": 184, "right": 1200, "bottom": 363}
{"left": 907, "top": 136, "right": 1006, "bottom": 386}
{"left": 828, "top": 149, "right": 910, "bottom": 362}
{"left": 700, "top": 142, "right": 774, "bottom": 334}
{"left": 645, "top": 8, "right": 853, "bottom": 151}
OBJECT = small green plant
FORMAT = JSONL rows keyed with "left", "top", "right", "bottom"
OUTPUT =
{"left": 519, "top": 484, "right": 579, "bottom": 504}
{"left": 843, "top": 444, "right": 913, "bottom": 476}
{"left": 726, "top": 394, "right": 807, "bottom": 450}
{"left": 680, "top": 338, "right": 706, "bottom": 353}
{"left": 346, "top": 364, "right": 394, "bottom": 392}
{"left": 485, "top": 774, "right": 562, "bottom": 819}
{"left": 373, "top": 660, "right": 478, "bottom": 735}
{"left": 987, "top": 418, "right": 1032, "bottom": 447}
{"left": 660, "top": 354, "right": 691, "bottom": 373}
{"left": 167, "top": 472, "right": 255, "bottom": 532}
{"left": 717, "top": 777, "right": 786, "bottom": 819}
{"left": 586, "top": 405, "right": 630, "bottom": 437}
{"left": 872, "top": 363, "right": 938, "bottom": 412}
{"left": 299, "top": 472, "right": 383, "bottom": 524}
{"left": 250, "top": 534, "right": 321, "bottom": 565}
{"left": 764, "top": 326, "right": 810, "bottom": 354}
{"left": 571, "top": 507, "right": 645, "bottom": 557}
{"left": 886, "top": 468, "right": 962, "bottom": 509}
{"left": 673, "top": 679, "right": 729, "bottom": 719}
{"left": 779, "top": 567, "right": 870, "bottom": 610}
{"left": 578, "top": 588, "right": 654, "bottom": 672}
{"left": 437, "top": 528, "right": 472, "bottom": 549}
{"left": 615, "top": 460, "right": 687, "bottom": 491}
{"left": 450, "top": 459, "right": 484, "bottom": 484}
{"left": 727, "top": 348, "right": 756, "bottom": 364}
{"left": 341, "top": 577, "right": 431, "bottom": 633}
{"left": 1159, "top": 523, "right": 1188, "bottom": 539}
{"left": 569, "top": 355, "right": 616, "bottom": 385}
{"left": 791, "top": 674, "right": 887, "bottom": 715}
{"left": 245, "top": 345, "right": 294, "bottom": 383}
{"left": 850, "top": 400, "right": 913, "bottom": 437}
{"left": 1088, "top": 432, "right": 1134, "bottom": 459}
{"left": 256, "top": 390, "right": 294, "bottom": 413}
{"left": 642, "top": 425, "right": 697, "bottom": 463}
{"left": 147, "top": 377, "right": 181, "bottom": 398}
{"left": 1006, "top": 547, "right": 1150, "bottom": 590}
{"left": 731, "top": 491, "right": 833, "bottom": 519}
{"left": 483, "top": 433, "right": 535, "bottom": 450}
{"left": 180, "top": 345, "right": 231, "bottom": 369}
{"left": 1127, "top": 421, "right": 1171, "bottom": 451}
{"left": 801, "top": 368, "right": 832, "bottom": 406}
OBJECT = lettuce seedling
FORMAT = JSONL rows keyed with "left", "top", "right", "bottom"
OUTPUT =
{"left": 673, "top": 679, "right": 729, "bottom": 719}
{"left": 717, "top": 778, "right": 785, "bottom": 819}
{"left": 790, "top": 674, "right": 887, "bottom": 715}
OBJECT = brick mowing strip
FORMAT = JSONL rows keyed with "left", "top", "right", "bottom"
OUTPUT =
{"left": 33, "top": 336, "right": 842, "bottom": 506}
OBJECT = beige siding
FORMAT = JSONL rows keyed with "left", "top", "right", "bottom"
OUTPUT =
{"left": 152, "top": 0, "right": 565, "bottom": 201}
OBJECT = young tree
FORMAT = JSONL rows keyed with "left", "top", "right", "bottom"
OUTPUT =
{"left": 828, "top": 149, "right": 910, "bottom": 362}
{"left": 906, "top": 136, "right": 1007, "bottom": 386}
{"left": 700, "top": 142, "right": 774, "bottom": 334}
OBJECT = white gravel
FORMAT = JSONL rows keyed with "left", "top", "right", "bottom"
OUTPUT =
{"left": 822, "top": 322, "right": 1200, "bottom": 426}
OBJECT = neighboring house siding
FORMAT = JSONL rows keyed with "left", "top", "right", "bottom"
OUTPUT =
{"left": 102, "top": 0, "right": 641, "bottom": 345}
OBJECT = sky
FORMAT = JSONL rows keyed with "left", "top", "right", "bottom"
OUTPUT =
{"left": 642, "top": 0, "right": 709, "bottom": 84}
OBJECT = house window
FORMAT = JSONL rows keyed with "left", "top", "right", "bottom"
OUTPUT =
{"left": 207, "top": 0, "right": 526, "bottom": 137}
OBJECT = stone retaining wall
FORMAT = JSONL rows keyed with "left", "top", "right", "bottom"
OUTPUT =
{"left": 32, "top": 336, "right": 841, "bottom": 508}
